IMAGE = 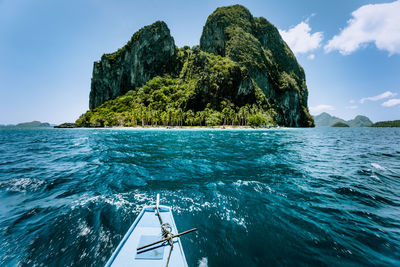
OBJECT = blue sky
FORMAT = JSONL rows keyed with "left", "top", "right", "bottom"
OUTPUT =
{"left": 0, "top": 0, "right": 399, "bottom": 124}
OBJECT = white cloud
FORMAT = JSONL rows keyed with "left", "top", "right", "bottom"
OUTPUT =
{"left": 349, "top": 99, "right": 355, "bottom": 104}
{"left": 279, "top": 21, "right": 323, "bottom": 55}
{"left": 307, "top": 54, "right": 315, "bottom": 60}
{"left": 382, "top": 98, "right": 400, "bottom": 107}
{"left": 360, "top": 91, "right": 397, "bottom": 103}
{"left": 309, "top": 104, "right": 335, "bottom": 114}
{"left": 325, "top": 1, "right": 400, "bottom": 55}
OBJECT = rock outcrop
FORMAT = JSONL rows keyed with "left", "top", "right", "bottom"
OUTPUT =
{"left": 89, "top": 21, "right": 177, "bottom": 109}
{"left": 178, "top": 46, "right": 256, "bottom": 111}
{"left": 200, "top": 5, "right": 313, "bottom": 127}
{"left": 54, "top": 123, "right": 78, "bottom": 128}
{"left": 331, "top": 122, "right": 350, "bottom": 127}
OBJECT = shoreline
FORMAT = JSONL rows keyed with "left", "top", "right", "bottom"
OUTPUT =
{"left": 54, "top": 124, "right": 284, "bottom": 130}
{"left": 110, "top": 125, "right": 282, "bottom": 130}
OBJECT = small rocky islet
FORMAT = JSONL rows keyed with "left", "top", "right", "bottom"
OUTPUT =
{"left": 74, "top": 5, "right": 314, "bottom": 128}
{"left": 331, "top": 122, "right": 350, "bottom": 127}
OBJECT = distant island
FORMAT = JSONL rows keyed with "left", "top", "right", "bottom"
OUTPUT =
{"left": 74, "top": 5, "right": 314, "bottom": 128}
{"left": 0, "top": 121, "right": 51, "bottom": 128}
{"left": 369, "top": 120, "right": 400, "bottom": 127}
{"left": 54, "top": 123, "right": 77, "bottom": 128}
{"left": 313, "top": 112, "right": 372, "bottom": 127}
{"left": 331, "top": 122, "right": 349, "bottom": 127}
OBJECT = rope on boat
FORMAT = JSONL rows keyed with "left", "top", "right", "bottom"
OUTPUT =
{"left": 156, "top": 194, "right": 173, "bottom": 267}
{"left": 156, "top": 195, "right": 174, "bottom": 246}
{"left": 137, "top": 194, "right": 197, "bottom": 267}
{"left": 166, "top": 243, "right": 173, "bottom": 267}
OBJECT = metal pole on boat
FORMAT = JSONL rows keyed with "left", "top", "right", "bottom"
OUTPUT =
{"left": 155, "top": 193, "right": 165, "bottom": 226}
{"left": 136, "top": 228, "right": 198, "bottom": 251}
{"left": 137, "top": 194, "right": 197, "bottom": 267}
{"left": 155, "top": 193, "right": 173, "bottom": 267}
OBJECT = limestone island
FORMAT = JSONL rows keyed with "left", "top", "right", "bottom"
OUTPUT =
{"left": 369, "top": 120, "right": 400, "bottom": 127}
{"left": 1, "top": 121, "right": 51, "bottom": 128}
{"left": 331, "top": 122, "right": 350, "bottom": 127}
{"left": 314, "top": 112, "right": 372, "bottom": 127}
{"left": 69, "top": 5, "right": 314, "bottom": 129}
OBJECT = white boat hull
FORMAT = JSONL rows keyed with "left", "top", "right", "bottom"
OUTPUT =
{"left": 105, "top": 205, "right": 188, "bottom": 267}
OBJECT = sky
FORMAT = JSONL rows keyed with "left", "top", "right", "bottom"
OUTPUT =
{"left": 0, "top": 0, "right": 399, "bottom": 124}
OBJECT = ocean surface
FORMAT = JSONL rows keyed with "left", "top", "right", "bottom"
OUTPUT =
{"left": 0, "top": 127, "right": 399, "bottom": 266}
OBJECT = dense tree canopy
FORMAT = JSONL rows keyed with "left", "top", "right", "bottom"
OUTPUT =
{"left": 76, "top": 53, "right": 276, "bottom": 128}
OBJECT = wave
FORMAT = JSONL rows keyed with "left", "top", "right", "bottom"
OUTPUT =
{"left": 0, "top": 177, "right": 46, "bottom": 193}
{"left": 334, "top": 187, "right": 398, "bottom": 206}
{"left": 371, "top": 163, "right": 385, "bottom": 170}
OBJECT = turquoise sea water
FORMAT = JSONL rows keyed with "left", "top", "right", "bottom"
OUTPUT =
{"left": 0, "top": 128, "right": 399, "bottom": 266}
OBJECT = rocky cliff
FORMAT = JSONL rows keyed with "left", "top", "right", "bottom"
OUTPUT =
{"left": 89, "top": 21, "right": 177, "bottom": 109}
{"left": 84, "top": 5, "right": 314, "bottom": 127}
{"left": 200, "top": 5, "right": 313, "bottom": 127}
{"left": 178, "top": 46, "right": 257, "bottom": 111}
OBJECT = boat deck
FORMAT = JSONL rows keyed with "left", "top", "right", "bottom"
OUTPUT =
{"left": 105, "top": 205, "right": 187, "bottom": 267}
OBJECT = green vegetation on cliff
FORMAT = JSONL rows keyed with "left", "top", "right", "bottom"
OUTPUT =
{"left": 77, "top": 49, "right": 276, "bottom": 127}
{"left": 369, "top": 120, "right": 400, "bottom": 127}
{"left": 89, "top": 20, "right": 177, "bottom": 110}
{"left": 200, "top": 5, "right": 313, "bottom": 127}
{"left": 102, "top": 21, "right": 168, "bottom": 64}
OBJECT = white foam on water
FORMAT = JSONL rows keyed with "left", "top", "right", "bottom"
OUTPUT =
{"left": 78, "top": 220, "right": 91, "bottom": 236}
{"left": 233, "top": 179, "right": 249, "bottom": 186}
{"left": 233, "top": 180, "right": 272, "bottom": 194}
{"left": 72, "top": 193, "right": 126, "bottom": 209}
{"left": 104, "top": 194, "right": 130, "bottom": 209}
{"left": 71, "top": 195, "right": 100, "bottom": 209}
{"left": 0, "top": 177, "right": 45, "bottom": 193}
{"left": 171, "top": 194, "right": 218, "bottom": 214}
{"left": 371, "top": 174, "right": 381, "bottom": 181}
{"left": 371, "top": 163, "right": 385, "bottom": 170}
{"left": 218, "top": 205, "right": 247, "bottom": 230}
{"left": 72, "top": 136, "right": 88, "bottom": 146}
{"left": 201, "top": 201, "right": 212, "bottom": 208}
{"left": 80, "top": 226, "right": 90, "bottom": 236}
{"left": 178, "top": 196, "right": 204, "bottom": 213}
{"left": 198, "top": 257, "right": 208, "bottom": 267}
{"left": 232, "top": 217, "right": 247, "bottom": 229}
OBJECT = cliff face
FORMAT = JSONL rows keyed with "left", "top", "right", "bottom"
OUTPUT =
{"left": 178, "top": 47, "right": 256, "bottom": 111}
{"left": 200, "top": 5, "right": 313, "bottom": 127}
{"left": 89, "top": 21, "right": 177, "bottom": 109}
